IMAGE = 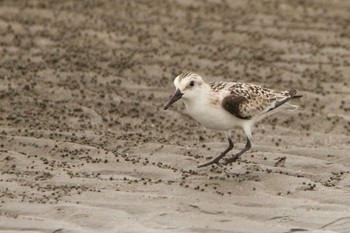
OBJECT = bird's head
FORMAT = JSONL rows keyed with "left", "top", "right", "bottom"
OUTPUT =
{"left": 163, "top": 72, "right": 205, "bottom": 110}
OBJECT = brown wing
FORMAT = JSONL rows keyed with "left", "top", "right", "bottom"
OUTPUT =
{"left": 222, "top": 95, "right": 271, "bottom": 120}
{"left": 218, "top": 82, "right": 299, "bottom": 119}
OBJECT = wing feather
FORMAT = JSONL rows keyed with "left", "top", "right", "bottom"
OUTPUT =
{"left": 218, "top": 82, "right": 296, "bottom": 119}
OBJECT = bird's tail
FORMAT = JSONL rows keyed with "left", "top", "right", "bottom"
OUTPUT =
{"left": 254, "top": 90, "right": 303, "bottom": 122}
{"left": 268, "top": 89, "right": 301, "bottom": 112}
{"left": 289, "top": 89, "right": 304, "bottom": 99}
{"left": 282, "top": 103, "right": 299, "bottom": 111}
{"left": 276, "top": 89, "right": 304, "bottom": 112}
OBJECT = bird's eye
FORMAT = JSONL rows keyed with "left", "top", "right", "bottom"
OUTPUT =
{"left": 189, "top": 81, "right": 195, "bottom": 87}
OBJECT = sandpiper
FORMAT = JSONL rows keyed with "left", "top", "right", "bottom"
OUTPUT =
{"left": 164, "top": 72, "right": 302, "bottom": 168}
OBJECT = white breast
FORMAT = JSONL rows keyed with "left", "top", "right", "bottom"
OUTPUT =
{"left": 183, "top": 98, "right": 243, "bottom": 131}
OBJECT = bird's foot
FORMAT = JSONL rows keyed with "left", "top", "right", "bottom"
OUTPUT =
{"left": 197, "top": 159, "right": 222, "bottom": 168}
{"left": 223, "top": 155, "right": 240, "bottom": 165}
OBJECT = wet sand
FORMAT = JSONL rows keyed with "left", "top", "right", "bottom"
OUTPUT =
{"left": 0, "top": 0, "right": 350, "bottom": 232}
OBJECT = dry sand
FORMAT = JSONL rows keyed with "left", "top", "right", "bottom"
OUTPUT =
{"left": 0, "top": 0, "right": 350, "bottom": 232}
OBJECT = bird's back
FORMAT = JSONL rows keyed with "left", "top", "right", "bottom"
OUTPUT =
{"left": 209, "top": 81, "right": 300, "bottom": 120}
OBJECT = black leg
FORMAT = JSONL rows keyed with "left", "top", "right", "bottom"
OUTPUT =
{"left": 197, "top": 136, "right": 234, "bottom": 168}
{"left": 224, "top": 137, "right": 251, "bottom": 164}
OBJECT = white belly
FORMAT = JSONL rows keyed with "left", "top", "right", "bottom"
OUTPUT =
{"left": 184, "top": 101, "right": 244, "bottom": 130}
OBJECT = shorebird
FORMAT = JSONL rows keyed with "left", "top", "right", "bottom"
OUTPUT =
{"left": 163, "top": 72, "right": 302, "bottom": 168}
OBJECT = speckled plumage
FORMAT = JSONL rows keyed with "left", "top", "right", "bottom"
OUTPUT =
{"left": 163, "top": 72, "right": 302, "bottom": 168}
{"left": 208, "top": 81, "right": 297, "bottom": 120}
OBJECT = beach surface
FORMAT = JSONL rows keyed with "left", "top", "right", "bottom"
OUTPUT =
{"left": 0, "top": 0, "right": 349, "bottom": 232}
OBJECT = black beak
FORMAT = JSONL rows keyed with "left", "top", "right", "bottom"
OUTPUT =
{"left": 163, "top": 89, "right": 183, "bottom": 110}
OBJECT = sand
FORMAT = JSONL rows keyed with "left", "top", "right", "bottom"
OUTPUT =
{"left": 0, "top": 0, "right": 350, "bottom": 232}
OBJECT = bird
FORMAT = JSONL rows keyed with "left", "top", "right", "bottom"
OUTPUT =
{"left": 163, "top": 72, "right": 303, "bottom": 168}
